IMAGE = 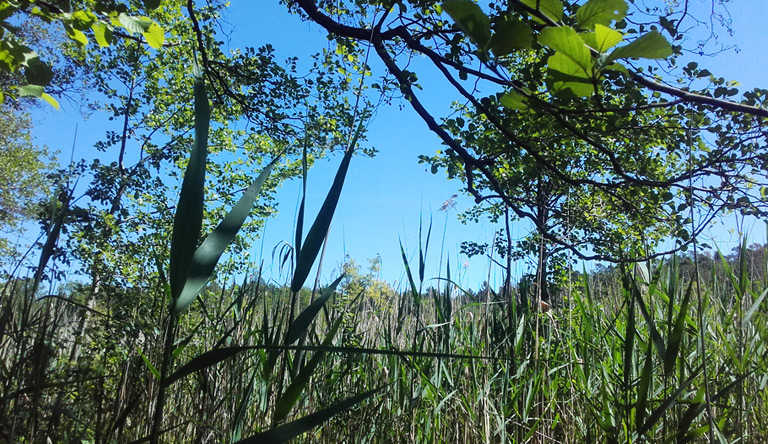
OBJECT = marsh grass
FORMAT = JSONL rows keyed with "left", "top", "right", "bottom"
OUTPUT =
{"left": 2, "top": 74, "right": 768, "bottom": 443}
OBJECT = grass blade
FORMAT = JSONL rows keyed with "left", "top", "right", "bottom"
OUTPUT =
{"left": 235, "top": 386, "right": 384, "bottom": 444}
{"left": 291, "top": 142, "right": 356, "bottom": 293}
{"left": 274, "top": 316, "right": 344, "bottom": 423}
{"left": 743, "top": 286, "right": 768, "bottom": 327}
{"left": 169, "top": 75, "right": 209, "bottom": 300}
{"left": 163, "top": 346, "right": 251, "bottom": 387}
{"left": 286, "top": 274, "right": 344, "bottom": 345}
{"left": 173, "top": 159, "right": 276, "bottom": 314}
{"left": 664, "top": 278, "right": 694, "bottom": 375}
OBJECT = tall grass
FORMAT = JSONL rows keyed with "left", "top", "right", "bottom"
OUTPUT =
{"left": 2, "top": 73, "right": 768, "bottom": 443}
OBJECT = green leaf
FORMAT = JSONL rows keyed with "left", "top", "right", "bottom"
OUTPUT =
{"left": 64, "top": 23, "right": 88, "bottom": 47}
{"left": 638, "top": 367, "right": 700, "bottom": 435}
{"left": 539, "top": 26, "right": 593, "bottom": 73}
{"left": 173, "top": 159, "right": 276, "bottom": 314}
{"left": 23, "top": 55, "right": 53, "bottom": 85}
{"left": 442, "top": 0, "right": 491, "bottom": 49}
{"left": 635, "top": 343, "right": 654, "bottom": 430}
{"left": 169, "top": 77, "right": 209, "bottom": 302}
{"left": 274, "top": 316, "right": 344, "bottom": 423}
{"left": 235, "top": 387, "right": 384, "bottom": 443}
{"left": 609, "top": 30, "right": 673, "bottom": 61}
{"left": 70, "top": 10, "right": 97, "bottom": 30}
{"left": 664, "top": 279, "right": 693, "bottom": 376}
{"left": 546, "top": 52, "right": 594, "bottom": 97}
{"left": 286, "top": 274, "right": 344, "bottom": 345}
{"left": 520, "top": 0, "right": 563, "bottom": 23}
{"left": 143, "top": 0, "right": 161, "bottom": 9}
{"left": 743, "top": 287, "right": 768, "bottom": 327}
{"left": 18, "top": 84, "right": 44, "bottom": 97}
{"left": 163, "top": 346, "right": 251, "bottom": 387}
{"left": 576, "top": 0, "right": 628, "bottom": 30}
{"left": 40, "top": 92, "right": 59, "bottom": 110}
{"left": 593, "top": 24, "right": 623, "bottom": 52}
{"left": 138, "top": 349, "right": 160, "bottom": 380}
{"left": 490, "top": 19, "right": 532, "bottom": 56}
{"left": 143, "top": 22, "right": 165, "bottom": 49}
{"left": 500, "top": 90, "right": 530, "bottom": 110}
{"left": 290, "top": 122, "right": 362, "bottom": 293}
{"left": 117, "top": 13, "right": 152, "bottom": 34}
{"left": 92, "top": 22, "right": 113, "bottom": 47}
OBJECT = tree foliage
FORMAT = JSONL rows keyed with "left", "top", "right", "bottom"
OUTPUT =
{"left": 286, "top": 0, "right": 768, "bottom": 299}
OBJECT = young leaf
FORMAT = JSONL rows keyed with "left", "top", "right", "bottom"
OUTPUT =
{"left": 92, "top": 22, "right": 113, "bottom": 47}
{"left": 286, "top": 274, "right": 344, "bottom": 345}
{"left": 593, "top": 24, "right": 623, "bottom": 52}
{"left": 173, "top": 159, "right": 276, "bottom": 314}
{"left": 117, "top": 13, "right": 152, "bottom": 34}
{"left": 576, "top": 0, "right": 628, "bottom": 30}
{"left": 442, "top": 0, "right": 491, "bottom": 49}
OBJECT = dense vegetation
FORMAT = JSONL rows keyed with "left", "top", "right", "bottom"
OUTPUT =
{"left": 1, "top": 0, "right": 768, "bottom": 442}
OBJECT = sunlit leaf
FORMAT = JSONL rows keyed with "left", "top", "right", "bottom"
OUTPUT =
{"left": 92, "top": 22, "right": 113, "bottom": 47}
{"left": 143, "top": 22, "right": 165, "bottom": 49}
{"left": 594, "top": 24, "right": 623, "bottom": 52}
{"left": 609, "top": 30, "right": 672, "bottom": 61}
{"left": 539, "top": 26, "right": 593, "bottom": 73}
{"left": 576, "top": 0, "right": 628, "bottom": 30}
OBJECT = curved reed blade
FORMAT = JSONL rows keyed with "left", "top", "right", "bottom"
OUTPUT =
{"left": 286, "top": 274, "right": 344, "bottom": 345}
{"left": 291, "top": 125, "right": 360, "bottom": 293}
{"left": 235, "top": 386, "right": 384, "bottom": 444}
{"left": 169, "top": 74, "right": 209, "bottom": 301}
{"left": 173, "top": 159, "right": 277, "bottom": 314}
{"left": 274, "top": 316, "right": 344, "bottom": 423}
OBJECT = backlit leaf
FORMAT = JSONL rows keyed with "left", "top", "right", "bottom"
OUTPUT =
{"left": 594, "top": 24, "right": 623, "bottom": 52}
{"left": 92, "top": 22, "right": 113, "bottom": 47}
{"left": 539, "top": 26, "right": 593, "bottom": 73}
{"left": 143, "top": 22, "right": 165, "bottom": 49}
{"left": 576, "top": 0, "right": 628, "bottom": 30}
{"left": 520, "top": 0, "right": 563, "bottom": 23}
{"left": 490, "top": 19, "right": 532, "bottom": 55}
{"left": 609, "top": 30, "right": 672, "bottom": 61}
{"left": 442, "top": 0, "right": 491, "bottom": 49}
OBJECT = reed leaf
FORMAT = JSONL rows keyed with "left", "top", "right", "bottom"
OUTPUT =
{"left": 664, "top": 278, "right": 694, "bottom": 375}
{"left": 169, "top": 75, "right": 209, "bottom": 301}
{"left": 274, "top": 316, "right": 344, "bottom": 423}
{"left": 286, "top": 274, "right": 344, "bottom": 345}
{"left": 173, "top": 159, "right": 276, "bottom": 314}
{"left": 291, "top": 135, "right": 358, "bottom": 293}
{"left": 235, "top": 386, "right": 384, "bottom": 444}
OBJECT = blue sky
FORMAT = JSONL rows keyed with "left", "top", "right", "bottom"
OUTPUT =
{"left": 27, "top": 1, "right": 768, "bottom": 292}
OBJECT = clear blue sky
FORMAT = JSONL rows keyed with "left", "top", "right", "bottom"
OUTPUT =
{"left": 27, "top": 1, "right": 768, "bottom": 292}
